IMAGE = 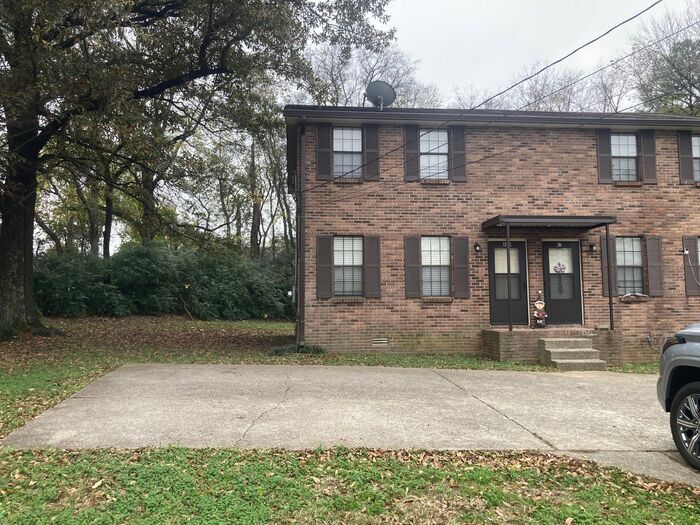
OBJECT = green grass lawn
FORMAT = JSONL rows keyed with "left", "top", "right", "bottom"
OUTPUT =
{"left": 2, "top": 448, "right": 698, "bottom": 524}
{"left": 0, "top": 316, "right": 683, "bottom": 524}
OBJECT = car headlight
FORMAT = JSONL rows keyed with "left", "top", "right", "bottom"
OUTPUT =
{"left": 662, "top": 335, "right": 686, "bottom": 354}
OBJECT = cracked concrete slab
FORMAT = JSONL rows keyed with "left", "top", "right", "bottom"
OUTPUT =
{"left": 3, "top": 364, "right": 699, "bottom": 487}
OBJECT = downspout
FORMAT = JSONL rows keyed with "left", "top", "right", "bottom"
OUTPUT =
{"left": 605, "top": 223, "right": 615, "bottom": 331}
{"left": 506, "top": 224, "right": 513, "bottom": 332}
{"left": 296, "top": 117, "right": 307, "bottom": 347}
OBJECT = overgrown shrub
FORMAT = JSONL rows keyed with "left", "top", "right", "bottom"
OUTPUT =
{"left": 110, "top": 242, "right": 179, "bottom": 314}
{"left": 34, "top": 251, "right": 131, "bottom": 317}
{"left": 176, "top": 251, "right": 285, "bottom": 320}
{"left": 34, "top": 243, "right": 292, "bottom": 320}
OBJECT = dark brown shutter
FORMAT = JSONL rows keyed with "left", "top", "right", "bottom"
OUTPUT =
{"left": 363, "top": 124, "right": 379, "bottom": 181}
{"left": 364, "top": 236, "right": 381, "bottom": 298}
{"left": 597, "top": 129, "right": 613, "bottom": 184}
{"left": 601, "top": 234, "right": 617, "bottom": 296}
{"left": 452, "top": 236, "right": 470, "bottom": 298}
{"left": 678, "top": 131, "right": 695, "bottom": 184}
{"left": 644, "top": 235, "right": 663, "bottom": 297}
{"left": 683, "top": 236, "right": 700, "bottom": 296}
{"left": 316, "top": 235, "right": 333, "bottom": 299}
{"left": 448, "top": 126, "right": 466, "bottom": 182}
{"left": 316, "top": 124, "right": 332, "bottom": 181}
{"left": 404, "top": 236, "right": 421, "bottom": 297}
{"left": 639, "top": 130, "right": 657, "bottom": 184}
{"left": 404, "top": 125, "right": 420, "bottom": 181}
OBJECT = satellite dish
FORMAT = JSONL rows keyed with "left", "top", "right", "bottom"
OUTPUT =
{"left": 365, "top": 80, "right": 396, "bottom": 111}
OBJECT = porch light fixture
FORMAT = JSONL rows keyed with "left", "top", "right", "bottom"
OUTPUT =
{"left": 589, "top": 243, "right": 599, "bottom": 253}
{"left": 474, "top": 242, "right": 482, "bottom": 253}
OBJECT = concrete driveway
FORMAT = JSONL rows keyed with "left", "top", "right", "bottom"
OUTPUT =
{"left": 3, "top": 364, "right": 699, "bottom": 487}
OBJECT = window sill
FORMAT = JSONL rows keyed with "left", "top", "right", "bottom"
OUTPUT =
{"left": 618, "top": 294, "right": 650, "bottom": 303}
{"left": 613, "top": 181, "right": 643, "bottom": 187}
{"left": 422, "top": 296, "right": 453, "bottom": 303}
{"left": 420, "top": 178, "right": 450, "bottom": 185}
{"left": 332, "top": 296, "right": 364, "bottom": 303}
{"left": 334, "top": 178, "right": 363, "bottom": 184}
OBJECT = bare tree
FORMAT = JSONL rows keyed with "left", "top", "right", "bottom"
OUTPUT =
{"left": 306, "top": 44, "right": 443, "bottom": 108}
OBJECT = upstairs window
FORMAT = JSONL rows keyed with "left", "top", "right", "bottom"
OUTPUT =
{"left": 693, "top": 136, "right": 700, "bottom": 182}
{"left": 333, "top": 236, "right": 363, "bottom": 296}
{"left": 419, "top": 129, "right": 448, "bottom": 180}
{"left": 611, "top": 133, "right": 638, "bottom": 181}
{"left": 421, "top": 236, "right": 451, "bottom": 296}
{"left": 333, "top": 128, "right": 362, "bottom": 179}
{"left": 616, "top": 237, "right": 644, "bottom": 295}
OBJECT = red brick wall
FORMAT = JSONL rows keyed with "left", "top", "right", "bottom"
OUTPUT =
{"left": 299, "top": 124, "right": 700, "bottom": 362}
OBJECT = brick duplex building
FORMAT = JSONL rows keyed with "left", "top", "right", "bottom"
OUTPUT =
{"left": 283, "top": 105, "right": 700, "bottom": 364}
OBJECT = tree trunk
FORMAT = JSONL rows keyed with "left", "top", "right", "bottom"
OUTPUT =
{"left": 139, "top": 170, "right": 159, "bottom": 244}
{"left": 249, "top": 140, "right": 261, "bottom": 257}
{"left": 0, "top": 122, "right": 42, "bottom": 335}
{"left": 87, "top": 179, "right": 101, "bottom": 257}
{"left": 103, "top": 182, "right": 114, "bottom": 258}
{"left": 35, "top": 214, "right": 63, "bottom": 253}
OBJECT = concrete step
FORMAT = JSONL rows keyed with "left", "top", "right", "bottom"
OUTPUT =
{"left": 539, "top": 348, "right": 601, "bottom": 365}
{"left": 551, "top": 358, "right": 607, "bottom": 372}
{"left": 538, "top": 337, "right": 593, "bottom": 351}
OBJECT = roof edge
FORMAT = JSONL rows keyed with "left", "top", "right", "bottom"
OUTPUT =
{"left": 283, "top": 105, "right": 700, "bottom": 130}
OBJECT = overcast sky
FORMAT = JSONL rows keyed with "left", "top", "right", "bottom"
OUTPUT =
{"left": 386, "top": 0, "right": 689, "bottom": 101}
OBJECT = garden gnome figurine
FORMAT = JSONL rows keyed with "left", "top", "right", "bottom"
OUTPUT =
{"left": 533, "top": 290, "right": 547, "bottom": 328}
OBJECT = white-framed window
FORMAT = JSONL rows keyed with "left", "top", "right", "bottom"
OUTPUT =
{"left": 616, "top": 237, "right": 644, "bottom": 295}
{"left": 421, "top": 236, "right": 450, "bottom": 296}
{"left": 692, "top": 136, "right": 700, "bottom": 182}
{"left": 419, "top": 129, "right": 448, "bottom": 180}
{"left": 333, "top": 128, "right": 362, "bottom": 179}
{"left": 611, "top": 133, "right": 638, "bottom": 181}
{"left": 333, "top": 236, "right": 363, "bottom": 296}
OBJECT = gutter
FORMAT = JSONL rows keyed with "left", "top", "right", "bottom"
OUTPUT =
{"left": 283, "top": 106, "right": 700, "bottom": 131}
{"left": 296, "top": 117, "right": 306, "bottom": 347}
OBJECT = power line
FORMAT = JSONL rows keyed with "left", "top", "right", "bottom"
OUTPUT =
{"left": 301, "top": 0, "right": 667, "bottom": 194}
{"left": 308, "top": 10, "right": 696, "bottom": 200}
{"left": 309, "top": 18, "right": 700, "bottom": 205}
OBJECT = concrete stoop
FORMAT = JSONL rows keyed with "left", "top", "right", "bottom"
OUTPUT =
{"left": 539, "top": 338, "right": 607, "bottom": 371}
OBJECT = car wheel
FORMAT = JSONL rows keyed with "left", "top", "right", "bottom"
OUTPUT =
{"left": 670, "top": 381, "right": 700, "bottom": 470}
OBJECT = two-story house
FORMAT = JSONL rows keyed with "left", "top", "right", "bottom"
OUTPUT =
{"left": 284, "top": 105, "right": 700, "bottom": 364}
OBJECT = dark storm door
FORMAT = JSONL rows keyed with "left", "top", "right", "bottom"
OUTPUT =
{"left": 542, "top": 241, "right": 583, "bottom": 325}
{"left": 488, "top": 241, "right": 528, "bottom": 325}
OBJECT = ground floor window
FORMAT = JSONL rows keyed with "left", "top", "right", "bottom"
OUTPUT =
{"left": 493, "top": 246, "right": 521, "bottom": 300}
{"left": 333, "top": 236, "right": 363, "bottom": 296}
{"left": 616, "top": 236, "right": 644, "bottom": 294}
{"left": 421, "top": 236, "right": 450, "bottom": 296}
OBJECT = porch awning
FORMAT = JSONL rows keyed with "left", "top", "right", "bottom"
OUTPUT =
{"left": 481, "top": 215, "right": 617, "bottom": 231}
{"left": 481, "top": 214, "right": 617, "bottom": 333}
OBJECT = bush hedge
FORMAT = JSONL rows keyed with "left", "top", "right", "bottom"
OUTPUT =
{"left": 34, "top": 243, "right": 292, "bottom": 320}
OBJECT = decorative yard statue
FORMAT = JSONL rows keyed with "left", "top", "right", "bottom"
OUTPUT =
{"left": 533, "top": 290, "right": 547, "bottom": 328}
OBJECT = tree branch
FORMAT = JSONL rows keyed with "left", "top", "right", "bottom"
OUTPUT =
{"left": 133, "top": 66, "right": 230, "bottom": 99}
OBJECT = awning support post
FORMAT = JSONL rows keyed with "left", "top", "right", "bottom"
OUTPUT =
{"left": 506, "top": 224, "right": 513, "bottom": 332}
{"left": 605, "top": 223, "right": 615, "bottom": 331}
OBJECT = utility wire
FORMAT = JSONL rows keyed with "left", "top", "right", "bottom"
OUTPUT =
{"left": 301, "top": 0, "right": 667, "bottom": 194}
{"left": 309, "top": 18, "right": 700, "bottom": 205}
{"left": 309, "top": 13, "right": 698, "bottom": 200}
